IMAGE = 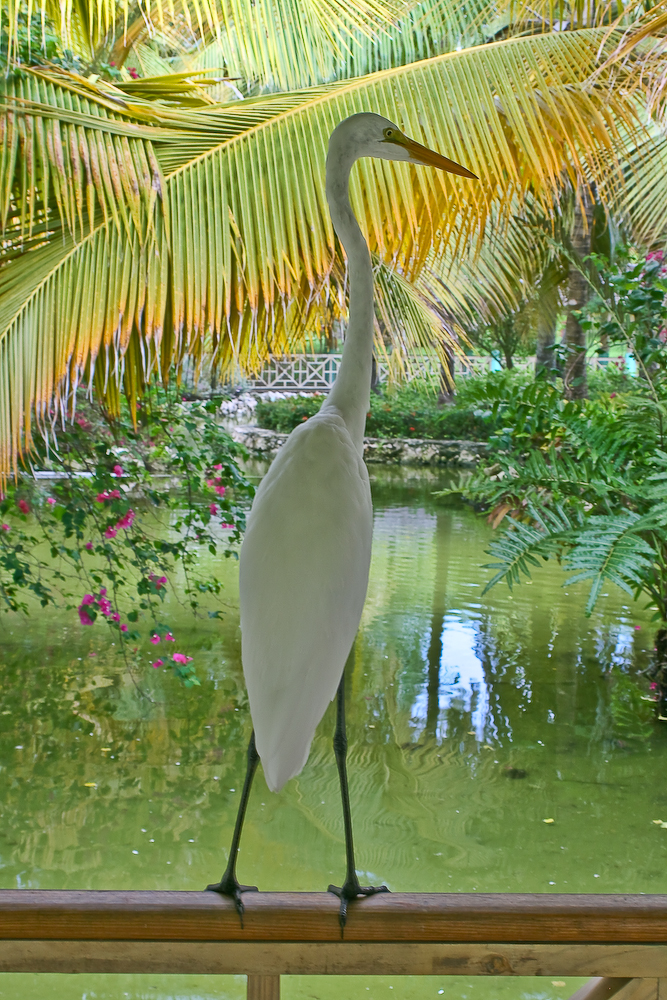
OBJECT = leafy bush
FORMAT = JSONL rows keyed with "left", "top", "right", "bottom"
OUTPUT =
{"left": 255, "top": 395, "right": 324, "bottom": 432}
{"left": 443, "top": 248, "right": 667, "bottom": 705}
{"left": 255, "top": 381, "right": 495, "bottom": 440}
{"left": 0, "top": 378, "right": 254, "bottom": 687}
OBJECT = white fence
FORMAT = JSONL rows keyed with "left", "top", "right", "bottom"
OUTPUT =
{"left": 237, "top": 354, "right": 629, "bottom": 393}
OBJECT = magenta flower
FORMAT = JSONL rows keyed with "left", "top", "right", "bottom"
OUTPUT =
{"left": 120, "top": 623, "right": 128, "bottom": 632}
{"left": 46, "top": 497, "right": 56, "bottom": 506}
{"left": 150, "top": 634, "right": 161, "bottom": 645}
{"left": 104, "top": 526, "right": 117, "bottom": 539}
{"left": 116, "top": 508, "right": 135, "bottom": 530}
{"left": 80, "top": 594, "right": 95, "bottom": 606}
{"left": 220, "top": 522, "right": 235, "bottom": 529}
{"left": 98, "top": 598, "right": 113, "bottom": 616}
{"left": 113, "top": 464, "right": 123, "bottom": 477}
{"left": 650, "top": 682, "right": 658, "bottom": 690}
{"left": 1, "top": 523, "right": 9, "bottom": 532}
{"left": 213, "top": 464, "right": 222, "bottom": 470}
{"left": 85, "top": 541, "right": 93, "bottom": 551}
{"left": 164, "top": 632, "right": 175, "bottom": 642}
{"left": 111, "top": 612, "right": 120, "bottom": 622}
{"left": 152, "top": 659, "right": 164, "bottom": 669}
{"left": 17, "top": 499, "right": 30, "bottom": 514}
{"left": 172, "top": 653, "right": 193, "bottom": 665}
{"left": 215, "top": 485, "right": 226, "bottom": 497}
{"left": 647, "top": 250, "right": 664, "bottom": 262}
{"left": 78, "top": 607, "right": 94, "bottom": 625}
{"left": 209, "top": 502, "right": 218, "bottom": 515}
{"left": 96, "top": 489, "right": 121, "bottom": 503}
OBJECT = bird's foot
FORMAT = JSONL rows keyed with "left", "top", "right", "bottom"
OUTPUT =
{"left": 328, "top": 877, "right": 390, "bottom": 932}
{"left": 206, "top": 873, "right": 258, "bottom": 926}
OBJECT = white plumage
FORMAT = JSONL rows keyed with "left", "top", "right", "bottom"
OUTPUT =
{"left": 238, "top": 112, "right": 475, "bottom": 795}
{"left": 240, "top": 410, "right": 372, "bottom": 791}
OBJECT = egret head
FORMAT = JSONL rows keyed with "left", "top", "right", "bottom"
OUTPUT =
{"left": 329, "top": 112, "right": 476, "bottom": 179}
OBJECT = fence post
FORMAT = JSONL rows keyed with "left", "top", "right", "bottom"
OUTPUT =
{"left": 247, "top": 974, "right": 280, "bottom": 999}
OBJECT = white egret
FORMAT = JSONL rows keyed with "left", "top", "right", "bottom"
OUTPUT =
{"left": 207, "top": 112, "right": 475, "bottom": 924}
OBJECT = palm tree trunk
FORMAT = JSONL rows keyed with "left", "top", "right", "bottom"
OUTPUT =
{"left": 535, "top": 262, "right": 561, "bottom": 378}
{"left": 562, "top": 187, "right": 594, "bottom": 400}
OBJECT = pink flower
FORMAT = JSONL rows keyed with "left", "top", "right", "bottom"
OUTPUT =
{"left": 209, "top": 503, "right": 218, "bottom": 515}
{"left": 1, "top": 523, "right": 9, "bottom": 532}
{"left": 634, "top": 626, "right": 641, "bottom": 631}
{"left": 104, "top": 526, "right": 117, "bottom": 539}
{"left": 113, "top": 464, "right": 123, "bottom": 477}
{"left": 78, "top": 607, "right": 94, "bottom": 625}
{"left": 172, "top": 653, "right": 193, "bottom": 665}
{"left": 120, "top": 623, "right": 128, "bottom": 632}
{"left": 111, "top": 612, "right": 120, "bottom": 622}
{"left": 647, "top": 250, "right": 664, "bottom": 262}
{"left": 98, "top": 598, "right": 113, "bottom": 616}
{"left": 85, "top": 541, "right": 93, "bottom": 551}
{"left": 116, "top": 508, "right": 135, "bottom": 530}
{"left": 164, "top": 632, "right": 175, "bottom": 642}
{"left": 75, "top": 415, "right": 92, "bottom": 431}
{"left": 213, "top": 464, "right": 222, "bottom": 470}
{"left": 215, "top": 485, "right": 226, "bottom": 497}
{"left": 152, "top": 659, "right": 164, "bottom": 669}
{"left": 650, "top": 682, "right": 658, "bottom": 690}
{"left": 96, "top": 489, "right": 121, "bottom": 502}
{"left": 80, "top": 594, "right": 95, "bottom": 606}
{"left": 150, "top": 634, "right": 161, "bottom": 644}
{"left": 46, "top": 497, "right": 56, "bottom": 506}
{"left": 17, "top": 499, "right": 29, "bottom": 514}
{"left": 220, "top": 522, "right": 235, "bottom": 529}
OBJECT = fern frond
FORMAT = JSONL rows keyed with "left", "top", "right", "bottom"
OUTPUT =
{"left": 482, "top": 503, "right": 574, "bottom": 593}
{"left": 563, "top": 512, "right": 656, "bottom": 613}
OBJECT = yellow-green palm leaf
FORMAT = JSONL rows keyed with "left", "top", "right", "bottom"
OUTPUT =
{"left": 0, "top": 27, "right": 652, "bottom": 474}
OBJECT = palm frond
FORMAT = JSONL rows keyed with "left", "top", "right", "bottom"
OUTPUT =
{"left": 0, "top": 27, "right": 654, "bottom": 474}
{"left": 4, "top": 0, "right": 406, "bottom": 69}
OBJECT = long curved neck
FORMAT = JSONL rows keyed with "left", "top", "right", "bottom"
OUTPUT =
{"left": 321, "top": 142, "right": 373, "bottom": 455}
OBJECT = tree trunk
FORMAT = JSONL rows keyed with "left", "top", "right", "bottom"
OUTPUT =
{"left": 562, "top": 187, "right": 594, "bottom": 400}
{"left": 535, "top": 261, "right": 561, "bottom": 378}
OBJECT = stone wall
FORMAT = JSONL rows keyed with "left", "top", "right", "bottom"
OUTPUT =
{"left": 231, "top": 426, "right": 488, "bottom": 466}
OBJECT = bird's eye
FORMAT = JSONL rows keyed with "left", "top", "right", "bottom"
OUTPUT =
{"left": 383, "top": 128, "right": 394, "bottom": 139}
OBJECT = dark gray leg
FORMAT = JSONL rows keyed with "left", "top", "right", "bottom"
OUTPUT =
{"left": 328, "top": 669, "right": 390, "bottom": 929}
{"left": 207, "top": 731, "right": 260, "bottom": 922}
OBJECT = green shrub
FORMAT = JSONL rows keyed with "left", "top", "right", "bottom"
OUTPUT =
{"left": 255, "top": 395, "right": 325, "bottom": 432}
{"left": 255, "top": 382, "right": 495, "bottom": 440}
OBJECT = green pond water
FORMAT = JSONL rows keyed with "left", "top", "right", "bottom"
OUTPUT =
{"left": 1, "top": 466, "right": 665, "bottom": 1000}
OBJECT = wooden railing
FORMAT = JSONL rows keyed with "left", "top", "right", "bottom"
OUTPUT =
{"left": 1, "top": 891, "right": 665, "bottom": 998}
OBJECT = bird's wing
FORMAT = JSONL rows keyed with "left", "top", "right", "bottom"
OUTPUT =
{"left": 239, "top": 410, "right": 372, "bottom": 792}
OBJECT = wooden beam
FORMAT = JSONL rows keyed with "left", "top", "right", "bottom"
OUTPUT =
{"left": 1, "top": 892, "right": 667, "bottom": 944}
{"left": 567, "top": 980, "right": 633, "bottom": 1000}
{"left": 1, "top": 941, "right": 666, "bottom": 976}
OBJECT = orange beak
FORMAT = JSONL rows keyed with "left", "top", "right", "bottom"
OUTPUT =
{"left": 402, "top": 136, "right": 477, "bottom": 178}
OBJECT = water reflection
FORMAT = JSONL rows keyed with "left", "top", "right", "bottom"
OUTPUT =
{"left": 1, "top": 466, "right": 665, "bottom": 1000}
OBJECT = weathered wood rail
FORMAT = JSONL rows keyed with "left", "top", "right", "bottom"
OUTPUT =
{"left": 1, "top": 892, "right": 665, "bottom": 999}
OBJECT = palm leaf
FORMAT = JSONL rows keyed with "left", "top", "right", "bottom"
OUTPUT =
{"left": 0, "top": 28, "right": 654, "bottom": 474}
